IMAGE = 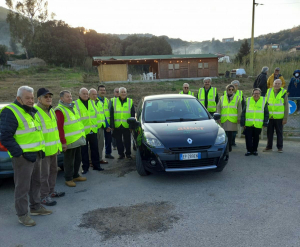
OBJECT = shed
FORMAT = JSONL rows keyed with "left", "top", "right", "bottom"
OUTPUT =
{"left": 92, "top": 54, "right": 218, "bottom": 82}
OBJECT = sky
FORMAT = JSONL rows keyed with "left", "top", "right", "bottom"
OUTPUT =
{"left": 1, "top": 0, "right": 300, "bottom": 42}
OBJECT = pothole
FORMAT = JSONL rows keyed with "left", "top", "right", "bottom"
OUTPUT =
{"left": 79, "top": 201, "right": 180, "bottom": 240}
{"left": 102, "top": 158, "right": 136, "bottom": 177}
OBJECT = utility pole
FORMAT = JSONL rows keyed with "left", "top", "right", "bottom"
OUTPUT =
{"left": 250, "top": 0, "right": 255, "bottom": 76}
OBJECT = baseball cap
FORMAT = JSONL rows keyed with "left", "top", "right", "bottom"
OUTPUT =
{"left": 275, "top": 67, "right": 280, "bottom": 71}
{"left": 37, "top": 88, "right": 53, "bottom": 98}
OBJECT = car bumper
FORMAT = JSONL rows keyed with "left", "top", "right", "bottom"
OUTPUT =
{"left": 0, "top": 152, "right": 13, "bottom": 179}
{"left": 140, "top": 143, "right": 229, "bottom": 173}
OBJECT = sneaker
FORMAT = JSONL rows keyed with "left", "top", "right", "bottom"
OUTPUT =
{"left": 278, "top": 149, "right": 283, "bottom": 153}
{"left": 105, "top": 154, "right": 115, "bottom": 159}
{"left": 118, "top": 155, "right": 125, "bottom": 159}
{"left": 73, "top": 176, "right": 87, "bottom": 182}
{"left": 263, "top": 147, "right": 272, "bottom": 152}
{"left": 65, "top": 180, "right": 76, "bottom": 187}
{"left": 245, "top": 152, "right": 252, "bottom": 156}
{"left": 41, "top": 196, "right": 57, "bottom": 206}
{"left": 100, "top": 160, "right": 108, "bottom": 164}
{"left": 30, "top": 205, "right": 52, "bottom": 216}
{"left": 49, "top": 191, "right": 65, "bottom": 198}
{"left": 252, "top": 151, "right": 258, "bottom": 156}
{"left": 18, "top": 214, "right": 36, "bottom": 227}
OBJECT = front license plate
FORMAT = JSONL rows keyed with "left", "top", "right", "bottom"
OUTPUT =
{"left": 180, "top": 153, "right": 201, "bottom": 160}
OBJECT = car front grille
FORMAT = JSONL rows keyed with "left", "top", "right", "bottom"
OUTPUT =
{"left": 163, "top": 158, "right": 219, "bottom": 169}
{"left": 169, "top": 145, "right": 211, "bottom": 152}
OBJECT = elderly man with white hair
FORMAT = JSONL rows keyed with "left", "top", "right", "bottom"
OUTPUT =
{"left": 253, "top": 66, "right": 269, "bottom": 97}
{"left": 263, "top": 79, "right": 288, "bottom": 153}
{"left": 110, "top": 87, "right": 135, "bottom": 159}
{"left": 197, "top": 77, "right": 219, "bottom": 115}
{"left": 0, "top": 86, "right": 52, "bottom": 227}
{"left": 179, "top": 83, "right": 194, "bottom": 96}
{"left": 74, "top": 88, "right": 104, "bottom": 174}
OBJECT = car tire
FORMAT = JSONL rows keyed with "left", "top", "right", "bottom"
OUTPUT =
{"left": 136, "top": 149, "right": 149, "bottom": 176}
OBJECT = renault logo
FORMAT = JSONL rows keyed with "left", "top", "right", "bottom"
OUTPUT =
{"left": 187, "top": 138, "right": 192, "bottom": 144}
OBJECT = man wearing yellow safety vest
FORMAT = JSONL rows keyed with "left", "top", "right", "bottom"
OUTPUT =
{"left": 55, "top": 90, "right": 86, "bottom": 187}
{"left": 0, "top": 86, "right": 52, "bottom": 227}
{"left": 97, "top": 85, "right": 114, "bottom": 159}
{"left": 89, "top": 88, "right": 108, "bottom": 165}
{"left": 240, "top": 88, "right": 269, "bottom": 156}
{"left": 75, "top": 88, "right": 104, "bottom": 174}
{"left": 263, "top": 79, "right": 288, "bottom": 153}
{"left": 217, "top": 84, "right": 242, "bottom": 152}
{"left": 35, "top": 88, "right": 65, "bottom": 207}
{"left": 196, "top": 77, "right": 219, "bottom": 116}
{"left": 110, "top": 87, "right": 135, "bottom": 159}
{"left": 179, "top": 83, "right": 194, "bottom": 96}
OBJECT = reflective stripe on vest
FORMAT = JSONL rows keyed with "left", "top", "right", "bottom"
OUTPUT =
{"left": 179, "top": 91, "right": 194, "bottom": 96}
{"left": 74, "top": 99, "right": 98, "bottom": 135}
{"left": 92, "top": 100, "right": 106, "bottom": 128}
{"left": 266, "top": 88, "right": 285, "bottom": 119}
{"left": 245, "top": 97, "right": 266, "bottom": 128}
{"left": 220, "top": 94, "right": 239, "bottom": 124}
{"left": 112, "top": 98, "right": 133, "bottom": 128}
{"left": 99, "top": 97, "right": 110, "bottom": 124}
{"left": 55, "top": 104, "right": 85, "bottom": 145}
{"left": 4, "top": 103, "right": 45, "bottom": 157}
{"left": 197, "top": 87, "right": 217, "bottom": 112}
{"left": 35, "top": 106, "right": 62, "bottom": 156}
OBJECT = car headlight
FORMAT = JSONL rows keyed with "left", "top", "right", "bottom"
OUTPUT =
{"left": 215, "top": 127, "right": 226, "bottom": 145}
{"left": 144, "top": 132, "right": 164, "bottom": 148}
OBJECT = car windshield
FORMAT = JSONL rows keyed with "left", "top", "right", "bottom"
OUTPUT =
{"left": 143, "top": 98, "right": 210, "bottom": 123}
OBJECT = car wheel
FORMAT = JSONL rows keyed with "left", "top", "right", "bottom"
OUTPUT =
{"left": 136, "top": 149, "right": 149, "bottom": 176}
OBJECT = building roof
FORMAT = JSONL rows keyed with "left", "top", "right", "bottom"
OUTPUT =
{"left": 92, "top": 54, "right": 218, "bottom": 61}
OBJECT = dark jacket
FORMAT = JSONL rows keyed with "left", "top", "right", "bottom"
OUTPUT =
{"left": 0, "top": 100, "right": 41, "bottom": 162}
{"left": 110, "top": 97, "right": 135, "bottom": 129}
{"left": 287, "top": 70, "right": 300, "bottom": 97}
{"left": 253, "top": 72, "right": 268, "bottom": 96}
{"left": 240, "top": 98, "right": 269, "bottom": 127}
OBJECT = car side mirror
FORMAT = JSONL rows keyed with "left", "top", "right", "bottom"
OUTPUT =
{"left": 213, "top": 113, "right": 221, "bottom": 121}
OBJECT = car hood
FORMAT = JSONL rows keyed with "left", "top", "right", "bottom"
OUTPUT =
{"left": 143, "top": 119, "right": 219, "bottom": 148}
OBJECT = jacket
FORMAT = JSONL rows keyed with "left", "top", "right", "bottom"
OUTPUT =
{"left": 287, "top": 70, "right": 300, "bottom": 97}
{"left": 0, "top": 100, "right": 43, "bottom": 162}
{"left": 253, "top": 72, "right": 268, "bottom": 96}
{"left": 267, "top": 74, "right": 286, "bottom": 88}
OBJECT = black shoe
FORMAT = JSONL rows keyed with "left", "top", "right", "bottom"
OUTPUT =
{"left": 105, "top": 154, "right": 115, "bottom": 159}
{"left": 93, "top": 167, "right": 104, "bottom": 171}
{"left": 252, "top": 151, "right": 258, "bottom": 156}
{"left": 82, "top": 170, "right": 88, "bottom": 174}
{"left": 232, "top": 143, "right": 237, "bottom": 146}
{"left": 126, "top": 155, "right": 132, "bottom": 159}
{"left": 245, "top": 152, "right": 252, "bottom": 156}
{"left": 118, "top": 155, "right": 125, "bottom": 159}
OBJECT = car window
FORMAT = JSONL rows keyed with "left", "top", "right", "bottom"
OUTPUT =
{"left": 143, "top": 98, "right": 209, "bottom": 122}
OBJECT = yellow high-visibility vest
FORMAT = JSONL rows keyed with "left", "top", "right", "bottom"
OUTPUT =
{"left": 112, "top": 98, "right": 133, "bottom": 128}
{"left": 266, "top": 88, "right": 286, "bottom": 119}
{"left": 198, "top": 87, "right": 217, "bottom": 112}
{"left": 245, "top": 97, "right": 267, "bottom": 128}
{"left": 179, "top": 91, "right": 194, "bottom": 96}
{"left": 220, "top": 94, "right": 239, "bottom": 124}
{"left": 35, "top": 106, "right": 62, "bottom": 156}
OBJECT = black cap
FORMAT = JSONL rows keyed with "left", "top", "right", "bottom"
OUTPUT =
{"left": 37, "top": 88, "right": 53, "bottom": 98}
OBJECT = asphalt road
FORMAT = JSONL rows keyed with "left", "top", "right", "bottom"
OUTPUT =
{"left": 0, "top": 138, "right": 300, "bottom": 247}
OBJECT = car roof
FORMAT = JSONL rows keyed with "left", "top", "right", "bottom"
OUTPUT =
{"left": 144, "top": 94, "right": 195, "bottom": 101}
{"left": 0, "top": 103, "right": 10, "bottom": 109}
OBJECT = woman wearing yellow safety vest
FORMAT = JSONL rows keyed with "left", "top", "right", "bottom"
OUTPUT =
{"left": 179, "top": 83, "right": 195, "bottom": 96}
{"left": 240, "top": 88, "right": 269, "bottom": 156}
{"left": 35, "top": 88, "right": 64, "bottom": 207}
{"left": 217, "top": 84, "right": 242, "bottom": 152}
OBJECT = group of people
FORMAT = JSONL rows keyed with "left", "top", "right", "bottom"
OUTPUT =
{"left": 180, "top": 66, "right": 298, "bottom": 156}
{"left": 0, "top": 85, "right": 134, "bottom": 227}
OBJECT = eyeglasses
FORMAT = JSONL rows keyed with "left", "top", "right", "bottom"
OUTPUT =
{"left": 115, "top": 91, "right": 119, "bottom": 93}
{"left": 253, "top": 93, "right": 260, "bottom": 95}
{"left": 184, "top": 87, "right": 189, "bottom": 89}
{"left": 43, "top": 95, "right": 52, "bottom": 99}
{"left": 227, "top": 89, "right": 234, "bottom": 91}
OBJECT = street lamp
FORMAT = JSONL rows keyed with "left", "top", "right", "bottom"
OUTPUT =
{"left": 250, "top": 0, "right": 263, "bottom": 76}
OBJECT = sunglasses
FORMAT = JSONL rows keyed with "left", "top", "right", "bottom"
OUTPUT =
{"left": 43, "top": 95, "right": 52, "bottom": 99}
{"left": 184, "top": 87, "right": 189, "bottom": 89}
{"left": 227, "top": 89, "right": 234, "bottom": 91}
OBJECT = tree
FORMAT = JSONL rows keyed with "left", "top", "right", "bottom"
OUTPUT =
{"left": 9, "top": 38, "right": 19, "bottom": 54}
{"left": 0, "top": 45, "right": 8, "bottom": 65}
{"left": 5, "top": 0, "right": 53, "bottom": 58}
{"left": 235, "top": 39, "right": 250, "bottom": 64}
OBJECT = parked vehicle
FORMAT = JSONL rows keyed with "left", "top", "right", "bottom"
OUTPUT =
{"left": 0, "top": 103, "right": 64, "bottom": 184}
{"left": 128, "top": 94, "right": 229, "bottom": 176}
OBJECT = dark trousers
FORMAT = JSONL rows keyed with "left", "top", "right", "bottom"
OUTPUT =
{"left": 104, "top": 130, "right": 112, "bottom": 154}
{"left": 267, "top": 119, "right": 283, "bottom": 149}
{"left": 40, "top": 154, "right": 58, "bottom": 198}
{"left": 81, "top": 133, "right": 100, "bottom": 171}
{"left": 112, "top": 136, "right": 117, "bottom": 148}
{"left": 12, "top": 155, "right": 41, "bottom": 216}
{"left": 232, "top": 131, "right": 237, "bottom": 144}
{"left": 63, "top": 146, "right": 81, "bottom": 181}
{"left": 225, "top": 131, "right": 233, "bottom": 152}
{"left": 244, "top": 126, "right": 262, "bottom": 152}
{"left": 114, "top": 127, "right": 131, "bottom": 156}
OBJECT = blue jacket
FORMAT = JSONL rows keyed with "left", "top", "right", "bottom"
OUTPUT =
{"left": 287, "top": 70, "right": 300, "bottom": 97}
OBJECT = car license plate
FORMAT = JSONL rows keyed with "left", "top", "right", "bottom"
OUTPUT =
{"left": 180, "top": 153, "right": 201, "bottom": 160}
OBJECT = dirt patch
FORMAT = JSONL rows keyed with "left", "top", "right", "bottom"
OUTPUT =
{"left": 102, "top": 158, "right": 136, "bottom": 177}
{"left": 79, "top": 201, "right": 180, "bottom": 240}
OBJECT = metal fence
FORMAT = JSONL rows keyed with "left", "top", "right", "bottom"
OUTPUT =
{"left": 285, "top": 97, "right": 300, "bottom": 133}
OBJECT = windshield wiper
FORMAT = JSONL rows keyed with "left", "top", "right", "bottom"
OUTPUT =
{"left": 166, "top": 118, "right": 199, "bottom": 122}
{"left": 145, "top": 120, "right": 166, "bottom": 123}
